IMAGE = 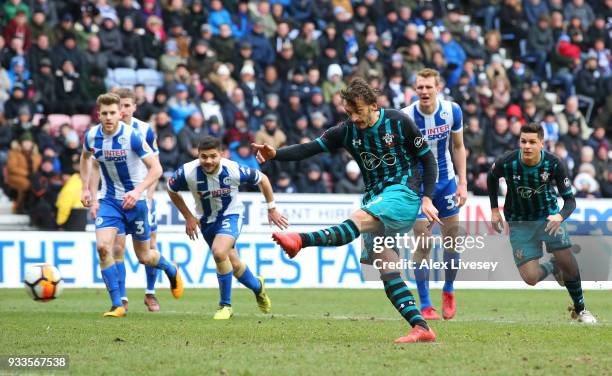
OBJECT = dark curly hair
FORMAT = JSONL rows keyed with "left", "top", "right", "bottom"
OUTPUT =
{"left": 340, "top": 77, "right": 379, "bottom": 108}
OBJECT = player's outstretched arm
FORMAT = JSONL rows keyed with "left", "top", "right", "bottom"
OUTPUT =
{"left": 167, "top": 189, "right": 200, "bottom": 240}
{"left": 79, "top": 150, "right": 93, "bottom": 207}
{"left": 451, "top": 130, "right": 468, "bottom": 208}
{"left": 252, "top": 140, "right": 325, "bottom": 163}
{"left": 123, "top": 155, "right": 162, "bottom": 209}
{"left": 257, "top": 173, "right": 289, "bottom": 230}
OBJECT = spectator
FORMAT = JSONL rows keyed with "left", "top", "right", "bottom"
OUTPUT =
{"left": 158, "top": 133, "right": 179, "bottom": 175}
{"left": 243, "top": 19, "right": 275, "bottom": 69}
{"left": 31, "top": 58, "right": 55, "bottom": 114}
{"left": 29, "top": 156, "right": 62, "bottom": 229}
{"left": 229, "top": 140, "right": 259, "bottom": 173}
{"left": 51, "top": 33, "right": 85, "bottom": 74}
{"left": 554, "top": 142, "right": 576, "bottom": 177}
{"left": 6, "top": 132, "right": 41, "bottom": 213}
{"left": 564, "top": 0, "right": 595, "bottom": 31}
{"left": 524, "top": 0, "right": 549, "bottom": 26}
{"left": 159, "top": 39, "right": 187, "bottom": 80}
{"left": 557, "top": 96, "right": 590, "bottom": 138}
{"left": 593, "top": 145, "right": 611, "bottom": 183}
{"left": 573, "top": 163, "right": 600, "bottom": 198}
{"left": 4, "top": 83, "right": 34, "bottom": 121}
{"left": 73, "top": 11, "right": 100, "bottom": 50}
{"left": 600, "top": 171, "right": 612, "bottom": 198}
{"left": 55, "top": 59, "right": 87, "bottom": 115}
{"left": 210, "top": 23, "right": 236, "bottom": 63}
{"left": 464, "top": 116, "right": 485, "bottom": 158}
{"left": 586, "top": 126, "right": 610, "bottom": 151}
{"left": 574, "top": 53, "right": 605, "bottom": 104}
{"left": 3, "top": 0, "right": 30, "bottom": 23}
{"left": 527, "top": 16, "right": 555, "bottom": 79}
{"left": 255, "top": 113, "right": 286, "bottom": 149}
{"left": 151, "top": 88, "right": 169, "bottom": 114}
{"left": 167, "top": 84, "right": 198, "bottom": 133}
{"left": 491, "top": 77, "right": 511, "bottom": 110}
{"left": 120, "top": 16, "right": 145, "bottom": 68}
{"left": 541, "top": 111, "right": 560, "bottom": 146}
{"left": 485, "top": 116, "right": 514, "bottom": 159}
{"left": 82, "top": 35, "right": 108, "bottom": 76}
{"left": 322, "top": 64, "right": 346, "bottom": 102}
{"left": 334, "top": 160, "right": 364, "bottom": 194}
{"left": 439, "top": 30, "right": 466, "bottom": 87}
{"left": 199, "top": 88, "right": 224, "bottom": 127}
{"left": 461, "top": 25, "right": 487, "bottom": 61}
{"left": 177, "top": 111, "right": 205, "bottom": 165}
{"left": 560, "top": 121, "right": 584, "bottom": 165}
{"left": 297, "top": 163, "right": 328, "bottom": 193}
{"left": 273, "top": 171, "right": 297, "bottom": 193}
{"left": 3, "top": 10, "right": 31, "bottom": 52}
{"left": 260, "top": 65, "right": 282, "bottom": 98}
{"left": 187, "top": 39, "right": 216, "bottom": 80}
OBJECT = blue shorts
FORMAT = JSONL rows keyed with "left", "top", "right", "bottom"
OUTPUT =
{"left": 148, "top": 199, "right": 158, "bottom": 233}
{"left": 95, "top": 198, "right": 151, "bottom": 241}
{"left": 417, "top": 177, "right": 460, "bottom": 219}
{"left": 360, "top": 184, "right": 421, "bottom": 263}
{"left": 509, "top": 220, "right": 572, "bottom": 266}
{"left": 201, "top": 214, "right": 243, "bottom": 248}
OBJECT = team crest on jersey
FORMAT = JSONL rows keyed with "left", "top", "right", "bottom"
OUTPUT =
{"left": 414, "top": 136, "right": 424, "bottom": 148}
{"left": 383, "top": 133, "right": 395, "bottom": 146}
{"left": 118, "top": 136, "right": 127, "bottom": 145}
{"left": 223, "top": 177, "right": 232, "bottom": 186}
{"left": 95, "top": 217, "right": 103, "bottom": 226}
{"left": 440, "top": 111, "right": 449, "bottom": 120}
{"left": 352, "top": 139, "right": 362, "bottom": 147}
{"left": 564, "top": 178, "right": 570, "bottom": 187}
{"left": 540, "top": 171, "right": 550, "bottom": 182}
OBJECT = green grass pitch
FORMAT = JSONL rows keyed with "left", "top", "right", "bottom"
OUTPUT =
{"left": 2, "top": 288, "right": 610, "bottom": 375}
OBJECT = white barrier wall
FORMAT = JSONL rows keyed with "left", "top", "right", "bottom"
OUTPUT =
{"left": 1, "top": 194, "right": 610, "bottom": 288}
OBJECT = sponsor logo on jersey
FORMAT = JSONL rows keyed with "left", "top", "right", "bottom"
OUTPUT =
{"left": 360, "top": 152, "right": 397, "bottom": 170}
{"left": 425, "top": 124, "right": 450, "bottom": 140}
{"left": 95, "top": 217, "right": 103, "bottom": 226}
{"left": 198, "top": 188, "right": 232, "bottom": 198}
{"left": 414, "top": 136, "right": 424, "bottom": 148}
{"left": 516, "top": 184, "right": 547, "bottom": 198}
{"left": 383, "top": 133, "right": 395, "bottom": 146}
{"left": 352, "top": 139, "right": 362, "bottom": 147}
{"left": 103, "top": 149, "right": 128, "bottom": 162}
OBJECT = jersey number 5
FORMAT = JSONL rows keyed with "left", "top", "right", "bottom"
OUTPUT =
{"left": 221, "top": 219, "right": 231, "bottom": 230}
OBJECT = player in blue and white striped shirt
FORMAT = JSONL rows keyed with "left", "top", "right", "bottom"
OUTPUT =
{"left": 167, "top": 136, "right": 288, "bottom": 320}
{"left": 401, "top": 69, "right": 467, "bottom": 321}
{"left": 110, "top": 88, "right": 163, "bottom": 312}
{"left": 80, "top": 93, "right": 183, "bottom": 318}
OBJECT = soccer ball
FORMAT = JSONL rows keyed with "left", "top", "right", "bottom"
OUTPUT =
{"left": 24, "top": 264, "right": 64, "bottom": 302}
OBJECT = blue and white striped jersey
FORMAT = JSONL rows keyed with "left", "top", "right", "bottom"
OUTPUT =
{"left": 401, "top": 99, "right": 463, "bottom": 181}
{"left": 168, "top": 158, "right": 263, "bottom": 223}
{"left": 129, "top": 117, "right": 159, "bottom": 156}
{"left": 84, "top": 122, "right": 153, "bottom": 201}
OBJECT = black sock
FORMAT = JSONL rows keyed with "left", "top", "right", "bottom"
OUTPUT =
{"left": 299, "top": 219, "right": 360, "bottom": 247}
{"left": 564, "top": 273, "right": 585, "bottom": 313}
{"left": 382, "top": 272, "right": 428, "bottom": 330}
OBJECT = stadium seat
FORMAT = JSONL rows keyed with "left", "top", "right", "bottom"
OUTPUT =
{"left": 137, "top": 69, "right": 164, "bottom": 88}
{"left": 71, "top": 114, "right": 93, "bottom": 136}
{"left": 47, "top": 114, "right": 72, "bottom": 137}
{"left": 113, "top": 68, "right": 138, "bottom": 86}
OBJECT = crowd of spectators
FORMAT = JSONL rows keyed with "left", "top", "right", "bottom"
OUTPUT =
{"left": 0, "top": 0, "right": 610, "bottom": 224}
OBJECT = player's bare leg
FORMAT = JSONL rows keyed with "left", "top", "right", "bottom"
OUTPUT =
{"left": 144, "top": 231, "right": 160, "bottom": 312}
{"left": 411, "top": 220, "right": 440, "bottom": 320}
{"left": 97, "top": 227, "right": 126, "bottom": 317}
{"left": 552, "top": 249, "right": 596, "bottom": 323}
{"left": 211, "top": 235, "right": 235, "bottom": 319}
{"left": 229, "top": 247, "right": 271, "bottom": 313}
{"left": 133, "top": 238, "right": 183, "bottom": 299}
{"left": 112, "top": 235, "right": 128, "bottom": 311}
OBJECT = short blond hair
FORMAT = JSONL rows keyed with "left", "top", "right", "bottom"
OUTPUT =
{"left": 416, "top": 68, "right": 441, "bottom": 84}
{"left": 96, "top": 93, "right": 121, "bottom": 108}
